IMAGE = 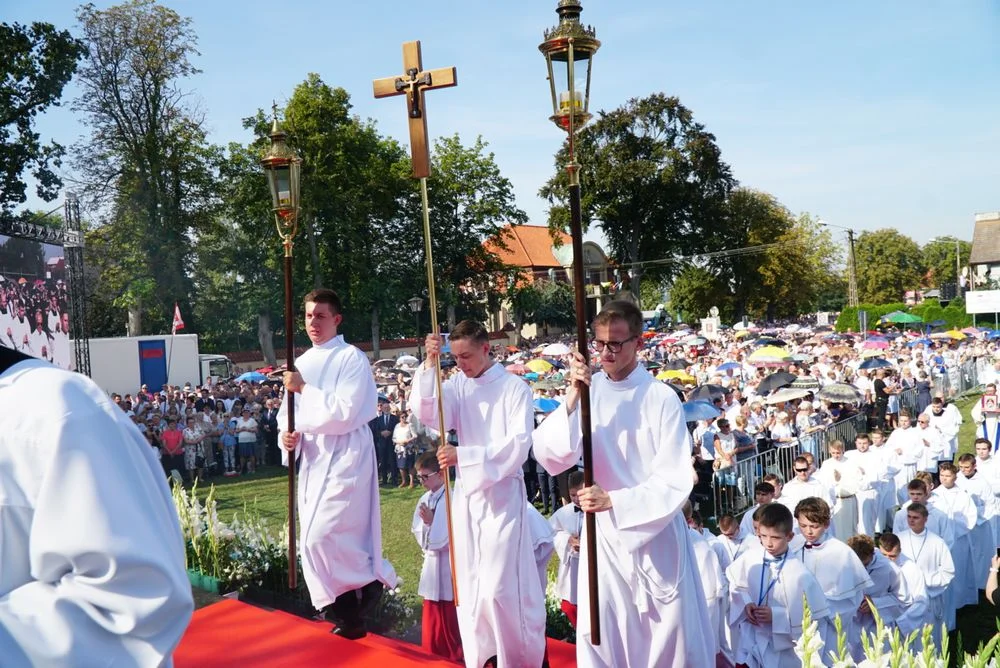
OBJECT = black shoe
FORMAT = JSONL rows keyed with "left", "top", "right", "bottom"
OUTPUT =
{"left": 332, "top": 623, "right": 367, "bottom": 640}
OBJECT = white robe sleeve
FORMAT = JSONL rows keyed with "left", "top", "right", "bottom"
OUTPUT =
{"left": 0, "top": 381, "right": 193, "bottom": 665}
{"left": 292, "top": 348, "right": 377, "bottom": 435}
{"left": 455, "top": 380, "right": 535, "bottom": 494}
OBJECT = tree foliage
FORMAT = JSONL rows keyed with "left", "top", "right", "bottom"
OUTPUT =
{"left": 0, "top": 21, "right": 85, "bottom": 222}
{"left": 854, "top": 229, "right": 923, "bottom": 304}
{"left": 540, "top": 93, "right": 735, "bottom": 303}
{"left": 74, "top": 0, "right": 217, "bottom": 335}
{"left": 921, "top": 236, "right": 971, "bottom": 289}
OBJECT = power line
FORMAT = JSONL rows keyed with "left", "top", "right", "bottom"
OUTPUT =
{"left": 611, "top": 238, "right": 809, "bottom": 271}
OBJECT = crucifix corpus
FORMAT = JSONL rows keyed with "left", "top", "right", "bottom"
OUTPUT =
{"left": 373, "top": 40, "right": 459, "bottom": 604}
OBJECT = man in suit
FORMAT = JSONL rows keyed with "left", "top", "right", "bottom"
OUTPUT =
{"left": 369, "top": 397, "right": 399, "bottom": 486}
{"left": 261, "top": 398, "right": 280, "bottom": 465}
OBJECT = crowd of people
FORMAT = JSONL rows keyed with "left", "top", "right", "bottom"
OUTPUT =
{"left": 0, "top": 274, "right": 72, "bottom": 368}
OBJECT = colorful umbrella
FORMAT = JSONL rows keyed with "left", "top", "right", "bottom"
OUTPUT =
{"left": 748, "top": 346, "right": 792, "bottom": 366}
{"left": 526, "top": 358, "right": 553, "bottom": 373}
{"left": 682, "top": 400, "right": 722, "bottom": 422}
{"left": 541, "top": 342, "right": 571, "bottom": 356}
{"left": 658, "top": 369, "right": 696, "bottom": 384}
{"left": 765, "top": 387, "right": 811, "bottom": 404}
{"left": 506, "top": 363, "right": 528, "bottom": 375}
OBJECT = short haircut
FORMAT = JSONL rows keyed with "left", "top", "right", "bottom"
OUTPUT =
{"left": 938, "top": 462, "right": 957, "bottom": 475}
{"left": 793, "top": 455, "right": 809, "bottom": 467}
{"left": 763, "top": 473, "right": 784, "bottom": 486}
{"left": 690, "top": 510, "right": 704, "bottom": 528}
{"left": 958, "top": 453, "right": 977, "bottom": 466}
{"left": 752, "top": 504, "right": 771, "bottom": 522}
{"left": 754, "top": 482, "right": 775, "bottom": 496}
{"left": 878, "top": 532, "right": 901, "bottom": 552}
{"left": 914, "top": 471, "right": 934, "bottom": 487}
{"left": 303, "top": 288, "right": 343, "bottom": 315}
{"left": 758, "top": 503, "right": 794, "bottom": 535}
{"left": 855, "top": 433, "right": 871, "bottom": 443}
{"left": 907, "top": 502, "right": 928, "bottom": 518}
{"left": 847, "top": 534, "right": 875, "bottom": 562}
{"left": 718, "top": 514, "right": 738, "bottom": 531}
{"left": 828, "top": 439, "right": 845, "bottom": 452}
{"left": 931, "top": 396, "right": 943, "bottom": 405}
{"left": 870, "top": 428, "right": 883, "bottom": 437}
{"left": 907, "top": 479, "right": 928, "bottom": 493}
{"left": 567, "top": 470, "right": 585, "bottom": 489}
{"left": 416, "top": 451, "right": 439, "bottom": 472}
{"left": 794, "top": 497, "right": 831, "bottom": 525}
{"left": 592, "top": 299, "right": 643, "bottom": 337}
{"left": 899, "top": 410, "right": 912, "bottom": 420}
{"left": 449, "top": 320, "right": 489, "bottom": 344}
{"left": 975, "top": 437, "right": 992, "bottom": 448}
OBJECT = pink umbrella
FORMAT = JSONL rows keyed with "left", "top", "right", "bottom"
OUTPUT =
{"left": 506, "top": 363, "right": 528, "bottom": 375}
{"left": 863, "top": 340, "right": 889, "bottom": 349}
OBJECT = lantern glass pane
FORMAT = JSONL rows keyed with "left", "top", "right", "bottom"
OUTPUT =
{"left": 270, "top": 166, "right": 292, "bottom": 209}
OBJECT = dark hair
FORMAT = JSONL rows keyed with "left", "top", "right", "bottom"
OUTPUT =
{"left": 907, "top": 479, "right": 928, "bottom": 493}
{"left": 847, "top": 534, "right": 875, "bottom": 562}
{"left": 907, "top": 502, "right": 928, "bottom": 518}
{"left": 855, "top": 432, "right": 871, "bottom": 443}
{"left": 754, "top": 482, "right": 775, "bottom": 496}
{"left": 938, "top": 461, "right": 957, "bottom": 475}
{"left": 416, "top": 451, "right": 439, "bottom": 473}
{"left": 303, "top": 288, "right": 343, "bottom": 315}
{"left": 794, "top": 497, "right": 831, "bottom": 525}
{"left": 449, "top": 320, "right": 489, "bottom": 344}
{"left": 718, "top": 514, "right": 738, "bottom": 531}
{"left": 757, "top": 503, "right": 793, "bottom": 534}
{"left": 568, "top": 470, "right": 585, "bottom": 489}
{"left": 957, "top": 453, "right": 976, "bottom": 466}
{"left": 592, "top": 300, "right": 643, "bottom": 337}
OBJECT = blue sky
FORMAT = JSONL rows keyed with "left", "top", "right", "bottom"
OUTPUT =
{"left": 7, "top": 0, "right": 1000, "bottom": 251}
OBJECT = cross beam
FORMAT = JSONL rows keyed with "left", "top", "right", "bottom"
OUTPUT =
{"left": 373, "top": 41, "right": 457, "bottom": 178}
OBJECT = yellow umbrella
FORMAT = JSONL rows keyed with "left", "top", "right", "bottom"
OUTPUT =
{"left": 526, "top": 358, "right": 553, "bottom": 373}
{"left": 733, "top": 330, "right": 750, "bottom": 339}
{"left": 945, "top": 330, "right": 966, "bottom": 340}
{"left": 861, "top": 348, "right": 884, "bottom": 358}
{"left": 658, "top": 369, "right": 695, "bottom": 383}
{"left": 748, "top": 346, "right": 793, "bottom": 363}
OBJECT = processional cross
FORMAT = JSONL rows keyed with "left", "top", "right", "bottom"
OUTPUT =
{"left": 373, "top": 41, "right": 457, "bottom": 178}
{"left": 373, "top": 41, "right": 459, "bottom": 603}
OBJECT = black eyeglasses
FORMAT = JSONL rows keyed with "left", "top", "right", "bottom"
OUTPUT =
{"left": 794, "top": 467, "right": 809, "bottom": 473}
{"left": 593, "top": 336, "right": 637, "bottom": 354}
{"left": 416, "top": 472, "right": 437, "bottom": 481}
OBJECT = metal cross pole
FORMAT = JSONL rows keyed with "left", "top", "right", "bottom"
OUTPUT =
{"left": 373, "top": 40, "right": 459, "bottom": 604}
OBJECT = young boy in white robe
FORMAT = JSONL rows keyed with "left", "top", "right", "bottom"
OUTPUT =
{"left": 893, "top": 478, "right": 952, "bottom": 541}
{"left": 897, "top": 503, "right": 955, "bottom": 649}
{"left": 726, "top": 503, "right": 833, "bottom": 668}
{"left": 846, "top": 535, "right": 904, "bottom": 661}
{"left": 877, "top": 532, "right": 929, "bottom": 640}
{"left": 817, "top": 440, "right": 863, "bottom": 541}
{"left": 885, "top": 413, "right": 922, "bottom": 503}
{"left": 930, "top": 463, "right": 979, "bottom": 619}
{"left": 549, "top": 470, "right": 585, "bottom": 627}
{"left": 739, "top": 482, "right": 775, "bottom": 540}
{"left": 973, "top": 438, "right": 1000, "bottom": 544}
{"left": 684, "top": 501, "right": 724, "bottom": 661}
{"left": 957, "top": 453, "right": 998, "bottom": 577}
{"left": 411, "top": 452, "right": 463, "bottom": 663}
{"left": 845, "top": 432, "right": 888, "bottom": 535}
{"left": 414, "top": 322, "right": 545, "bottom": 668}
{"left": 869, "top": 429, "right": 900, "bottom": 530}
{"left": 793, "top": 497, "right": 873, "bottom": 638}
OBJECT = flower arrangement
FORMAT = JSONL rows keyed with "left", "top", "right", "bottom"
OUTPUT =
{"left": 544, "top": 577, "right": 576, "bottom": 643}
{"left": 794, "top": 597, "right": 1000, "bottom": 667}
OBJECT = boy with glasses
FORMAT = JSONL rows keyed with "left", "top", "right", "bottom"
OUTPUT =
{"left": 411, "top": 452, "right": 462, "bottom": 663}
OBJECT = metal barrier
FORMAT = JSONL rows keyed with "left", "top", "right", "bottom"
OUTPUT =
{"left": 898, "top": 387, "right": 918, "bottom": 415}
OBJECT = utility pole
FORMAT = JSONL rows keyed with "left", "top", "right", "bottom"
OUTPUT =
{"left": 847, "top": 228, "right": 859, "bottom": 308}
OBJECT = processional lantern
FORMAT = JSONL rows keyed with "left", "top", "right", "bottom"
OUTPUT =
{"left": 539, "top": 0, "right": 600, "bottom": 135}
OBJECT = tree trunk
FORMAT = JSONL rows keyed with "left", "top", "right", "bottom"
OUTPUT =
{"left": 513, "top": 315, "right": 523, "bottom": 345}
{"left": 303, "top": 214, "right": 322, "bottom": 289}
{"left": 127, "top": 302, "right": 142, "bottom": 336}
{"left": 371, "top": 307, "right": 381, "bottom": 360}
{"left": 447, "top": 303, "right": 457, "bottom": 331}
{"left": 257, "top": 310, "right": 277, "bottom": 367}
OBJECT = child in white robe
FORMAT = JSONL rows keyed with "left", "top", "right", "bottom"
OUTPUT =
{"left": 726, "top": 503, "right": 833, "bottom": 668}
{"left": 957, "top": 453, "right": 997, "bottom": 590}
{"left": 549, "top": 471, "right": 585, "bottom": 627}
{"left": 793, "top": 497, "right": 873, "bottom": 640}
{"left": 877, "top": 532, "right": 930, "bottom": 640}
{"left": 817, "top": 440, "right": 863, "bottom": 541}
{"left": 897, "top": 503, "right": 955, "bottom": 649}
{"left": 684, "top": 501, "right": 723, "bottom": 660}
{"left": 846, "top": 535, "right": 904, "bottom": 661}
{"left": 844, "top": 432, "right": 887, "bottom": 535}
{"left": 739, "top": 482, "right": 776, "bottom": 540}
{"left": 930, "top": 463, "right": 979, "bottom": 620}
{"left": 893, "top": 478, "right": 952, "bottom": 541}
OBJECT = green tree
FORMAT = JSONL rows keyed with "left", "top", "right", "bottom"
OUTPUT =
{"left": 540, "top": 93, "right": 735, "bottom": 303}
{"left": 668, "top": 265, "right": 730, "bottom": 324}
{"left": 73, "top": 0, "right": 218, "bottom": 335}
{"left": 0, "top": 21, "right": 85, "bottom": 222}
{"left": 534, "top": 281, "right": 576, "bottom": 336}
{"left": 507, "top": 282, "right": 542, "bottom": 345}
{"left": 921, "top": 236, "right": 971, "bottom": 290}
{"left": 854, "top": 229, "right": 924, "bottom": 304}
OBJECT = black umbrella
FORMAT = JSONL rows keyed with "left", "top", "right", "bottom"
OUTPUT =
{"left": 754, "top": 337, "right": 787, "bottom": 347}
{"left": 665, "top": 359, "right": 690, "bottom": 370}
{"left": 756, "top": 371, "right": 797, "bottom": 395}
{"left": 818, "top": 383, "right": 864, "bottom": 405}
{"left": 645, "top": 361, "right": 662, "bottom": 370}
{"left": 687, "top": 384, "right": 727, "bottom": 402}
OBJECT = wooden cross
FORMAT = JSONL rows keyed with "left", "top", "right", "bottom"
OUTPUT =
{"left": 373, "top": 41, "right": 457, "bottom": 179}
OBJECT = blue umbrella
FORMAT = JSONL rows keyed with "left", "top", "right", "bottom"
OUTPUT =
{"left": 907, "top": 338, "right": 933, "bottom": 347}
{"left": 717, "top": 361, "right": 741, "bottom": 372}
{"left": 524, "top": 372, "right": 540, "bottom": 381}
{"left": 533, "top": 397, "right": 560, "bottom": 413}
{"left": 683, "top": 400, "right": 722, "bottom": 422}
{"left": 543, "top": 358, "right": 566, "bottom": 369}
{"left": 235, "top": 371, "right": 266, "bottom": 383}
{"left": 858, "top": 357, "right": 892, "bottom": 370}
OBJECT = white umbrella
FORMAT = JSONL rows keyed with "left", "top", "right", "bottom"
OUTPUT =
{"left": 541, "top": 342, "right": 571, "bottom": 356}
{"left": 396, "top": 354, "right": 419, "bottom": 368}
{"left": 764, "top": 387, "right": 811, "bottom": 404}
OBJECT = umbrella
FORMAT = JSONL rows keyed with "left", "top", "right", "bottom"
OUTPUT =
{"left": 523, "top": 372, "right": 540, "bottom": 381}
{"left": 790, "top": 353, "right": 813, "bottom": 363}
{"left": 665, "top": 359, "right": 690, "bottom": 370}
{"left": 756, "top": 371, "right": 797, "bottom": 395}
{"left": 682, "top": 400, "right": 722, "bottom": 422}
{"left": 717, "top": 361, "right": 741, "bottom": 372}
{"left": 827, "top": 345, "right": 853, "bottom": 357}
{"left": 388, "top": 368, "right": 413, "bottom": 377}
{"left": 784, "top": 324, "right": 801, "bottom": 333}
{"left": 863, "top": 339, "right": 889, "bottom": 349}
{"left": 506, "top": 363, "right": 528, "bottom": 375}
{"left": 658, "top": 369, "right": 696, "bottom": 384}
{"left": 861, "top": 348, "right": 885, "bottom": 358}
{"left": 526, "top": 358, "right": 553, "bottom": 373}
{"left": 754, "top": 337, "right": 787, "bottom": 347}
{"left": 907, "top": 338, "right": 933, "bottom": 347}
{"left": 505, "top": 345, "right": 519, "bottom": 353}
{"left": 961, "top": 326, "right": 980, "bottom": 335}
{"left": 541, "top": 342, "right": 571, "bottom": 356}
{"left": 533, "top": 398, "right": 560, "bottom": 413}
{"left": 944, "top": 330, "right": 966, "bottom": 340}
{"left": 687, "top": 384, "right": 727, "bottom": 402}
{"left": 642, "top": 331, "right": 658, "bottom": 339}
{"left": 532, "top": 379, "right": 562, "bottom": 391}
{"left": 791, "top": 376, "right": 820, "bottom": 391}
{"left": 543, "top": 357, "right": 566, "bottom": 369}
{"left": 235, "top": 371, "right": 266, "bottom": 383}
{"left": 373, "top": 359, "right": 396, "bottom": 368}
{"left": 440, "top": 359, "right": 457, "bottom": 369}
{"left": 683, "top": 336, "right": 708, "bottom": 346}
{"left": 765, "top": 387, "right": 811, "bottom": 404}
{"left": 396, "top": 354, "right": 419, "bottom": 367}
{"left": 664, "top": 382, "right": 686, "bottom": 399}
{"left": 748, "top": 346, "right": 793, "bottom": 366}
{"left": 858, "top": 357, "right": 892, "bottom": 370}
{"left": 645, "top": 361, "right": 663, "bottom": 370}
{"left": 733, "top": 330, "right": 751, "bottom": 339}
{"left": 818, "top": 383, "right": 864, "bottom": 404}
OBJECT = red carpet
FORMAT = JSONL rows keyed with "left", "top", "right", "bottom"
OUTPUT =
{"left": 174, "top": 598, "right": 577, "bottom": 667}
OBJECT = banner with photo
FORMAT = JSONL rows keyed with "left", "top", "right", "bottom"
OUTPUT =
{"left": 0, "top": 233, "right": 72, "bottom": 369}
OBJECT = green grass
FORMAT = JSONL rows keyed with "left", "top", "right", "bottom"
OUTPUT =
{"left": 200, "top": 468, "right": 426, "bottom": 598}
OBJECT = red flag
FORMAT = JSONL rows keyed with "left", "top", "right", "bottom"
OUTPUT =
{"left": 172, "top": 303, "right": 185, "bottom": 334}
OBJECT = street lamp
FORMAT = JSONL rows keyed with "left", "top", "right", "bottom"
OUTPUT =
{"left": 539, "top": 0, "right": 602, "bottom": 644}
{"left": 408, "top": 296, "right": 424, "bottom": 360}
{"left": 260, "top": 105, "right": 301, "bottom": 591}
